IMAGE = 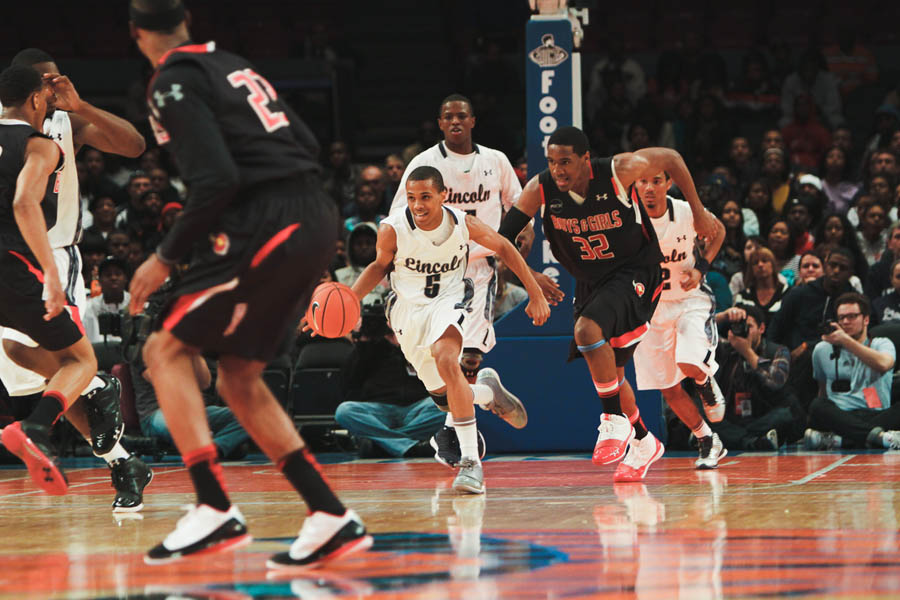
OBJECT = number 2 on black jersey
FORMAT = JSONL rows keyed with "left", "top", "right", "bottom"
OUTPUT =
{"left": 227, "top": 68, "right": 289, "bottom": 132}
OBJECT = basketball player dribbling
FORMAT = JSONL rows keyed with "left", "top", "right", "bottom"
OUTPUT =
{"left": 389, "top": 94, "right": 563, "bottom": 468}
{"left": 353, "top": 165, "right": 550, "bottom": 494}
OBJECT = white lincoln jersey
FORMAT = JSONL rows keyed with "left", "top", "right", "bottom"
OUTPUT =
{"left": 385, "top": 205, "right": 471, "bottom": 306}
{"left": 389, "top": 142, "right": 521, "bottom": 259}
{"left": 45, "top": 110, "right": 80, "bottom": 248}
{"left": 650, "top": 197, "right": 703, "bottom": 302}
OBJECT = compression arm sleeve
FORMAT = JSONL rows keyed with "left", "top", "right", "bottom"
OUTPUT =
{"left": 498, "top": 206, "right": 532, "bottom": 245}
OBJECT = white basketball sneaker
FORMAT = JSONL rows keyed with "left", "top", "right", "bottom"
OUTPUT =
{"left": 145, "top": 504, "right": 251, "bottom": 564}
{"left": 695, "top": 433, "right": 728, "bottom": 470}
{"left": 267, "top": 509, "right": 373, "bottom": 570}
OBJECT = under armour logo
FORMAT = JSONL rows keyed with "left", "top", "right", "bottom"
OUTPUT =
{"left": 676, "top": 235, "right": 687, "bottom": 242}
{"left": 153, "top": 83, "right": 184, "bottom": 108}
{"left": 483, "top": 169, "right": 493, "bottom": 176}
{"left": 596, "top": 193, "right": 608, "bottom": 202}
{"left": 459, "top": 244, "right": 465, "bottom": 251}
{"left": 396, "top": 329, "right": 403, "bottom": 335}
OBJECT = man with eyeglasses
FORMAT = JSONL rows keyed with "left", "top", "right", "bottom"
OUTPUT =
{"left": 807, "top": 292, "right": 900, "bottom": 449}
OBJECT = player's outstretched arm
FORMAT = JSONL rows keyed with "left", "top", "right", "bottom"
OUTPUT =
{"left": 467, "top": 214, "right": 550, "bottom": 326}
{"left": 499, "top": 175, "right": 564, "bottom": 305}
{"left": 44, "top": 74, "right": 146, "bottom": 158}
{"left": 683, "top": 212, "right": 726, "bottom": 291}
{"left": 15, "top": 137, "right": 64, "bottom": 319}
{"left": 613, "top": 148, "right": 716, "bottom": 240}
{"left": 351, "top": 223, "right": 397, "bottom": 302}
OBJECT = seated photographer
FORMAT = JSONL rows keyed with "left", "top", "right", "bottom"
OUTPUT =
{"left": 807, "top": 292, "right": 900, "bottom": 450}
{"left": 713, "top": 304, "right": 803, "bottom": 450}
{"left": 83, "top": 256, "right": 131, "bottom": 344}
{"left": 336, "top": 304, "right": 445, "bottom": 458}
{"left": 124, "top": 281, "right": 251, "bottom": 460}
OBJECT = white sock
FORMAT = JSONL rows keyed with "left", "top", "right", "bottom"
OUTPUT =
{"left": 95, "top": 441, "right": 130, "bottom": 464}
{"left": 471, "top": 384, "right": 493, "bottom": 408}
{"left": 445, "top": 412, "right": 455, "bottom": 427}
{"left": 81, "top": 375, "right": 106, "bottom": 397}
{"left": 454, "top": 417, "right": 480, "bottom": 463}
{"left": 692, "top": 421, "right": 713, "bottom": 439}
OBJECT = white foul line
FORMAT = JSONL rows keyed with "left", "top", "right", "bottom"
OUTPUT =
{"left": 790, "top": 455, "right": 855, "bottom": 486}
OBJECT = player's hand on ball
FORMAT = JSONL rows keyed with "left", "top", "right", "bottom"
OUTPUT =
{"left": 526, "top": 296, "right": 551, "bottom": 326}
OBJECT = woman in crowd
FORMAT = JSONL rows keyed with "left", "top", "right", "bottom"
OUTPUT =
{"left": 814, "top": 213, "right": 868, "bottom": 281}
{"left": 733, "top": 246, "right": 790, "bottom": 325}
{"left": 820, "top": 145, "right": 859, "bottom": 215}
{"left": 766, "top": 218, "right": 801, "bottom": 281}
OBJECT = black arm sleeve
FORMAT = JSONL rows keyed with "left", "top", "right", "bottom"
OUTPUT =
{"left": 151, "top": 63, "right": 241, "bottom": 263}
{"left": 498, "top": 206, "right": 532, "bottom": 245}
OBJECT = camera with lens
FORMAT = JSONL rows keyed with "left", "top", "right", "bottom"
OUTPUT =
{"left": 97, "top": 312, "right": 123, "bottom": 337}
{"left": 729, "top": 319, "right": 748, "bottom": 337}
{"left": 817, "top": 320, "right": 837, "bottom": 336}
{"left": 356, "top": 301, "right": 390, "bottom": 341}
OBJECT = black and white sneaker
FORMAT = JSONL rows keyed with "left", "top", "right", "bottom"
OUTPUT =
{"left": 84, "top": 374, "right": 124, "bottom": 456}
{"left": 429, "top": 426, "right": 486, "bottom": 469}
{"left": 695, "top": 433, "right": 728, "bottom": 470}
{"left": 266, "top": 509, "right": 373, "bottom": 570}
{"left": 145, "top": 504, "right": 251, "bottom": 564}
{"left": 697, "top": 377, "right": 725, "bottom": 423}
{"left": 110, "top": 454, "right": 153, "bottom": 512}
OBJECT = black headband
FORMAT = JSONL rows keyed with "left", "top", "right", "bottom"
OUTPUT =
{"left": 130, "top": 3, "right": 185, "bottom": 31}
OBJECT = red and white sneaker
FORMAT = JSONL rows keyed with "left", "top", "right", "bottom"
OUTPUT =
{"left": 145, "top": 504, "right": 252, "bottom": 564}
{"left": 1, "top": 421, "right": 68, "bottom": 495}
{"left": 613, "top": 433, "right": 665, "bottom": 482}
{"left": 592, "top": 414, "right": 634, "bottom": 465}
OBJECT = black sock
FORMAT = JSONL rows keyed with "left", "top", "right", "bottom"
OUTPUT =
{"left": 632, "top": 415, "right": 649, "bottom": 440}
{"left": 280, "top": 447, "right": 345, "bottom": 516}
{"left": 185, "top": 445, "right": 231, "bottom": 512}
{"left": 26, "top": 392, "right": 66, "bottom": 428}
{"left": 697, "top": 378, "right": 716, "bottom": 406}
{"left": 599, "top": 391, "right": 622, "bottom": 415}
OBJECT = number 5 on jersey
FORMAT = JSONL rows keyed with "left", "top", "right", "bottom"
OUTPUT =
{"left": 227, "top": 68, "right": 289, "bottom": 132}
{"left": 424, "top": 274, "right": 440, "bottom": 298}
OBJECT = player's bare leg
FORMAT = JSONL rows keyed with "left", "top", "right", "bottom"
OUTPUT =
{"left": 1, "top": 336, "right": 96, "bottom": 494}
{"left": 680, "top": 361, "right": 725, "bottom": 423}
{"left": 574, "top": 316, "right": 642, "bottom": 465}
{"left": 215, "top": 354, "right": 371, "bottom": 570}
{"left": 432, "top": 328, "right": 485, "bottom": 494}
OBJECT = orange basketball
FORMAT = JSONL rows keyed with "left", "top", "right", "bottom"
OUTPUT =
{"left": 307, "top": 282, "right": 361, "bottom": 338}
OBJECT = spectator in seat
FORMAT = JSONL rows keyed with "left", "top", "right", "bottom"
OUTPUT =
{"left": 761, "top": 147, "right": 792, "bottom": 214}
{"left": 384, "top": 153, "right": 406, "bottom": 205}
{"left": 335, "top": 222, "right": 388, "bottom": 307}
{"left": 343, "top": 182, "right": 386, "bottom": 237}
{"left": 83, "top": 195, "right": 119, "bottom": 242}
{"left": 322, "top": 141, "right": 362, "bottom": 215}
{"left": 779, "top": 50, "right": 844, "bottom": 130}
{"left": 807, "top": 292, "right": 900, "bottom": 449}
{"left": 781, "top": 94, "right": 832, "bottom": 170}
{"left": 814, "top": 213, "right": 869, "bottom": 283}
{"left": 713, "top": 304, "right": 803, "bottom": 450}
{"left": 820, "top": 146, "right": 859, "bottom": 215}
{"left": 872, "top": 258, "right": 900, "bottom": 324}
{"left": 83, "top": 257, "right": 130, "bottom": 344}
{"left": 865, "top": 222, "right": 900, "bottom": 299}
{"left": 733, "top": 246, "right": 790, "bottom": 327}
{"left": 336, "top": 306, "right": 444, "bottom": 458}
{"left": 115, "top": 170, "right": 152, "bottom": 225}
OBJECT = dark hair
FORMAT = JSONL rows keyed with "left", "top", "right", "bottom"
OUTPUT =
{"left": 826, "top": 244, "right": 855, "bottom": 266}
{"left": 130, "top": 0, "right": 185, "bottom": 33}
{"left": 835, "top": 291, "right": 870, "bottom": 317}
{"left": 765, "top": 217, "right": 798, "bottom": 261}
{"left": 439, "top": 93, "right": 474, "bottom": 116}
{"left": 548, "top": 126, "right": 589, "bottom": 155}
{"left": 0, "top": 65, "right": 43, "bottom": 107}
{"left": 10, "top": 48, "right": 54, "bottom": 68}
{"left": 98, "top": 256, "right": 128, "bottom": 278}
{"left": 407, "top": 165, "right": 445, "bottom": 191}
{"left": 820, "top": 145, "right": 853, "bottom": 181}
{"left": 736, "top": 303, "right": 766, "bottom": 328}
{"left": 799, "top": 250, "right": 823, "bottom": 269}
{"left": 814, "top": 213, "right": 867, "bottom": 275}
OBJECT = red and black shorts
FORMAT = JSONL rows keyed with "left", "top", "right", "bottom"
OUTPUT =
{"left": 159, "top": 175, "right": 338, "bottom": 362}
{"left": 571, "top": 262, "right": 663, "bottom": 366}
{"left": 0, "top": 249, "right": 83, "bottom": 351}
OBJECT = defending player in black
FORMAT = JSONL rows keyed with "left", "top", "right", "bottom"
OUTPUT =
{"left": 127, "top": 0, "right": 371, "bottom": 568}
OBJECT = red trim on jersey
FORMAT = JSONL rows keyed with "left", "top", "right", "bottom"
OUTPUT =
{"left": 68, "top": 305, "right": 85, "bottom": 336}
{"left": 157, "top": 42, "right": 214, "bottom": 66}
{"left": 589, "top": 161, "right": 594, "bottom": 179}
{"left": 162, "top": 287, "right": 210, "bottom": 332}
{"left": 610, "top": 177, "right": 620, "bottom": 197}
{"left": 250, "top": 222, "right": 300, "bottom": 269}
{"left": 609, "top": 322, "right": 648, "bottom": 348}
{"left": 651, "top": 282, "right": 664, "bottom": 301}
{"left": 539, "top": 183, "right": 546, "bottom": 205}
{"left": 9, "top": 250, "right": 44, "bottom": 283}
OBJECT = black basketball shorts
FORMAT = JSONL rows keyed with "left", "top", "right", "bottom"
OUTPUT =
{"left": 572, "top": 262, "right": 663, "bottom": 366}
{"left": 0, "top": 249, "right": 83, "bottom": 351}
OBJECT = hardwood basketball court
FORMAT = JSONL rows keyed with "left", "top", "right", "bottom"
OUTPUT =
{"left": 1, "top": 450, "right": 899, "bottom": 599}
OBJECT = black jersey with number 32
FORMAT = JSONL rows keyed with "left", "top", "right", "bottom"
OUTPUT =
{"left": 539, "top": 157, "right": 663, "bottom": 284}
{"left": 0, "top": 120, "right": 62, "bottom": 255}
